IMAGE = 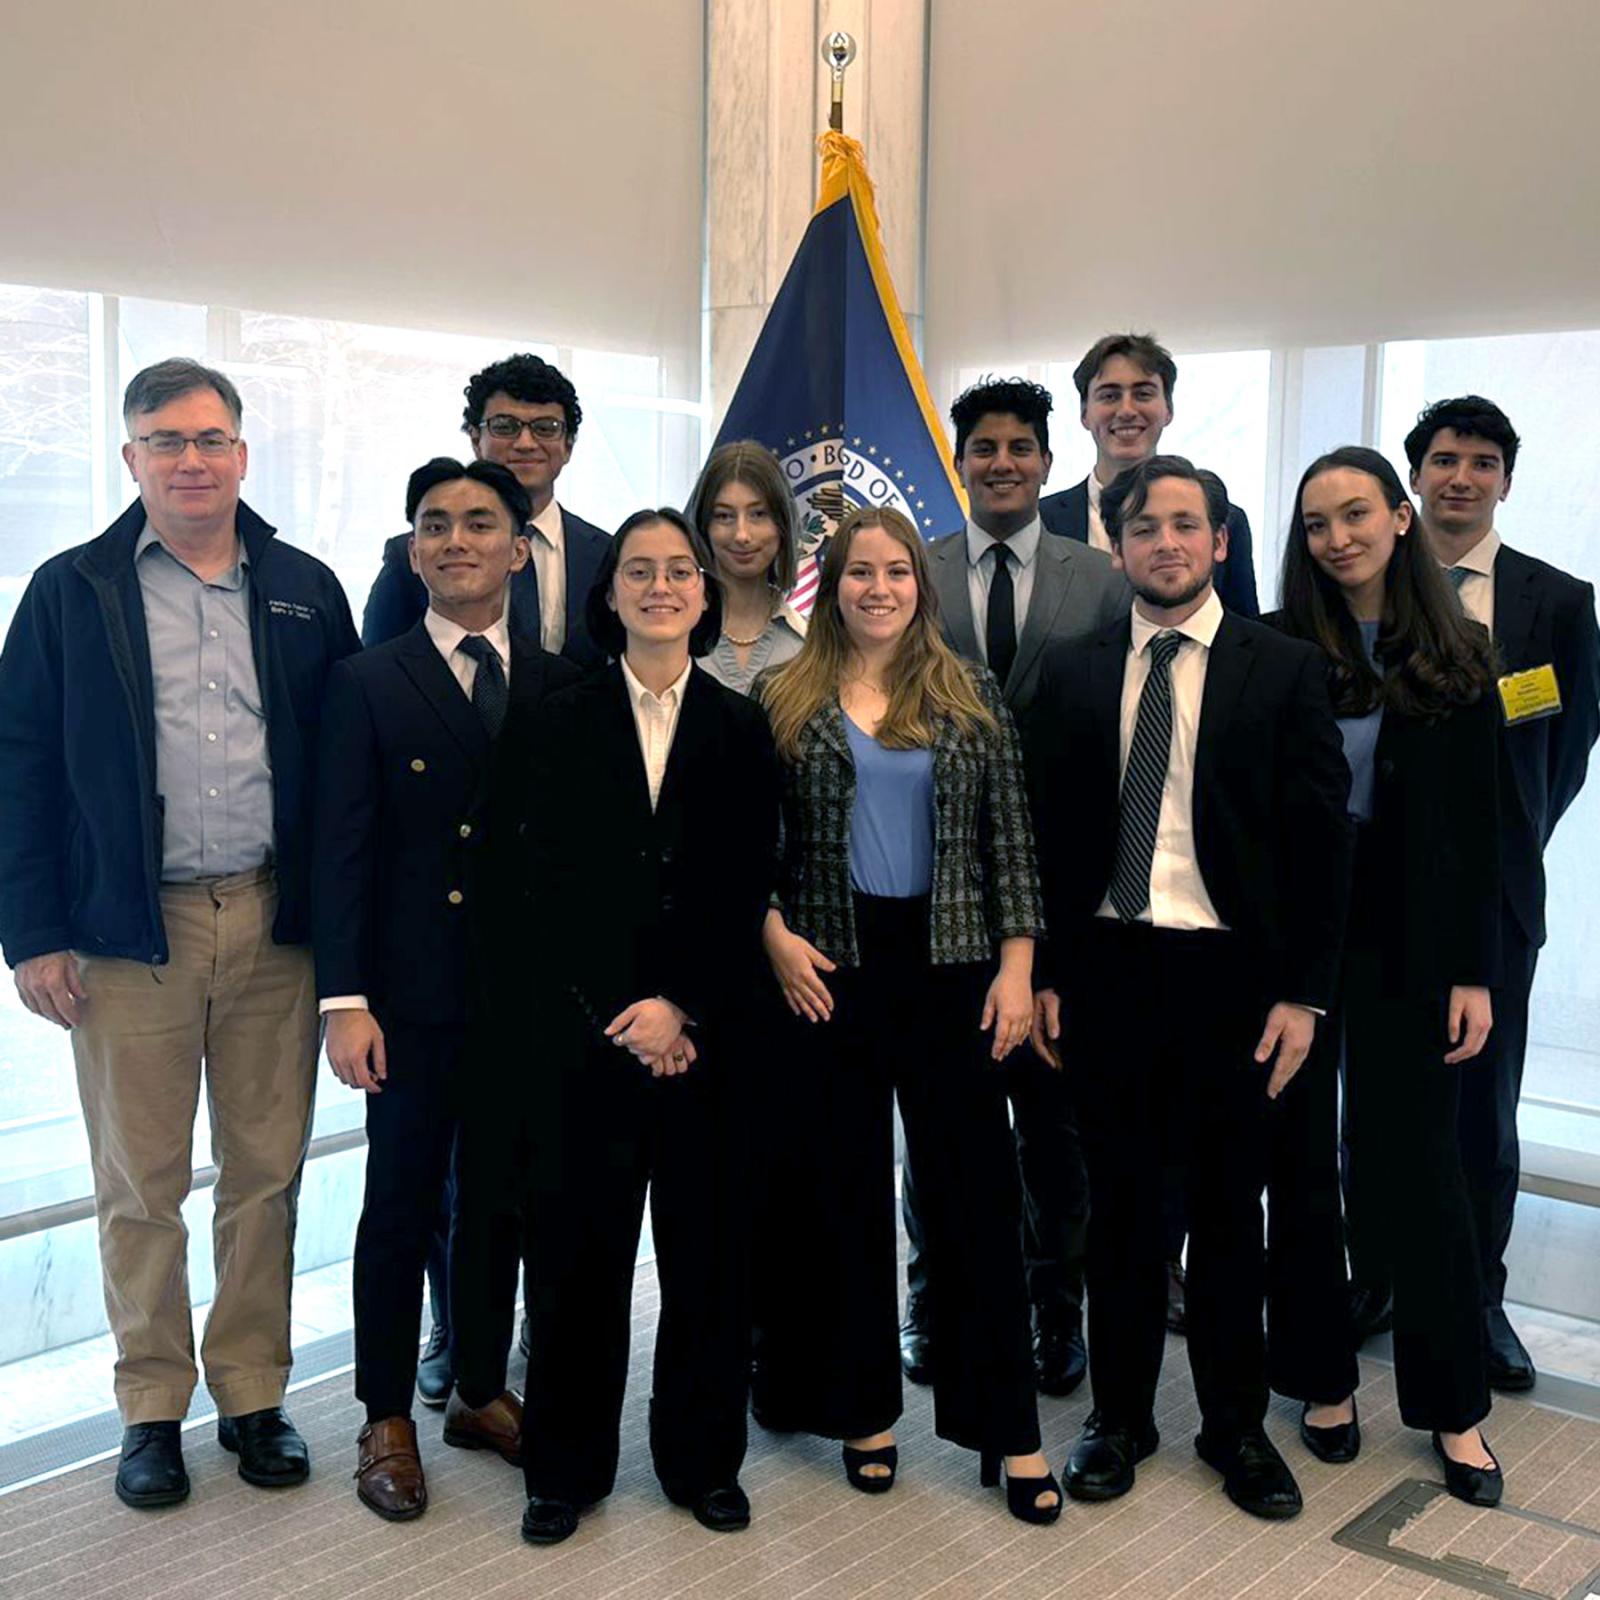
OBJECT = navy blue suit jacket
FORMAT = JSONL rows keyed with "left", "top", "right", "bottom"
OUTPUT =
{"left": 1038, "top": 476, "right": 1260, "bottom": 618}
{"left": 360, "top": 506, "right": 611, "bottom": 668}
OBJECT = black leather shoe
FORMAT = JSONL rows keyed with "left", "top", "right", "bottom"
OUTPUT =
{"left": 518, "top": 1315, "right": 532, "bottom": 1362}
{"left": 416, "top": 1323, "right": 453, "bottom": 1409}
{"left": 115, "top": 1421, "right": 189, "bottom": 1509}
{"left": 217, "top": 1406, "right": 310, "bottom": 1487}
{"left": 676, "top": 1483, "right": 751, "bottom": 1532}
{"left": 1165, "top": 1259, "right": 1187, "bottom": 1335}
{"left": 1299, "top": 1399, "right": 1361, "bottom": 1464}
{"left": 1195, "top": 1429, "right": 1303, "bottom": 1520}
{"left": 521, "top": 1495, "right": 580, "bottom": 1544}
{"left": 1432, "top": 1431, "right": 1503, "bottom": 1507}
{"left": 1063, "top": 1411, "right": 1159, "bottom": 1502}
{"left": 899, "top": 1293, "right": 932, "bottom": 1385}
{"left": 1485, "top": 1307, "right": 1536, "bottom": 1392}
{"left": 1034, "top": 1317, "right": 1087, "bottom": 1397}
{"left": 1349, "top": 1282, "right": 1394, "bottom": 1342}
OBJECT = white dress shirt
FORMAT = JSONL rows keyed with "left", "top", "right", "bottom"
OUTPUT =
{"left": 964, "top": 516, "right": 1041, "bottom": 663}
{"left": 320, "top": 608, "right": 512, "bottom": 1015}
{"left": 527, "top": 500, "right": 567, "bottom": 653}
{"left": 1085, "top": 472, "right": 1115, "bottom": 556}
{"left": 1096, "top": 588, "right": 1227, "bottom": 931}
{"left": 621, "top": 655, "right": 693, "bottom": 811}
{"left": 1442, "top": 527, "right": 1499, "bottom": 634}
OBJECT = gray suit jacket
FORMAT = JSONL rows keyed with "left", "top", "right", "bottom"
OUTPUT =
{"left": 927, "top": 527, "right": 1131, "bottom": 718}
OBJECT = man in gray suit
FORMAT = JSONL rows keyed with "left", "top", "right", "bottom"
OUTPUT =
{"left": 901, "top": 377, "right": 1127, "bottom": 1395}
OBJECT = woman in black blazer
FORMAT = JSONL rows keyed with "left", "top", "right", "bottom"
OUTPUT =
{"left": 1273, "top": 446, "right": 1503, "bottom": 1506}
{"left": 515, "top": 509, "right": 781, "bottom": 1545}
{"left": 754, "top": 506, "right": 1059, "bottom": 1524}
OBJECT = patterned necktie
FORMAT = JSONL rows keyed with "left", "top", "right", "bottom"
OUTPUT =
{"left": 986, "top": 542, "right": 1017, "bottom": 685}
{"left": 1108, "top": 630, "right": 1184, "bottom": 923}
{"left": 457, "top": 634, "right": 508, "bottom": 738}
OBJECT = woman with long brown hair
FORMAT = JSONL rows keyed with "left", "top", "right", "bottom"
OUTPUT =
{"left": 1272, "top": 446, "right": 1504, "bottom": 1506}
{"left": 753, "top": 506, "right": 1060, "bottom": 1524}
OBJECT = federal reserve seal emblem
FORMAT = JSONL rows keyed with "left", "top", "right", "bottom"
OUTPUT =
{"left": 779, "top": 426, "right": 936, "bottom": 613}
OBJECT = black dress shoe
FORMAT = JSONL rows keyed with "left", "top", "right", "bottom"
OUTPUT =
{"left": 1195, "top": 1430, "right": 1303, "bottom": 1520}
{"left": 1432, "top": 1431, "right": 1503, "bottom": 1507}
{"left": 899, "top": 1293, "right": 932, "bottom": 1385}
{"left": 416, "top": 1323, "right": 453, "bottom": 1409}
{"left": 673, "top": 1483, "right": 751, "bottom": 1532}
{"left": 521, "top": 1495, "right": 580, "bottom": 1544}
{"left": 1063, "top": 1411, "right": 1159, "bottom": 1502}
{"left": 217, "top": 1406, "right": 310, "bottom": 1487}
{"left": 1034, "top": 1318, "right": 1087, "bottom": 1398}
{"left": 1165, "top": 1259, "right": 1187, "bottom": 1335}
{"left": 1299, "top": 1399, "right": 1361, "bottom": 1464}
{"left": 1485, "top": 1307, "right": 1536, "bottom": 1392}
{"left": 115, "top": 1421, "right": 189, "bottom": 1509}
{"left": 518, "top": 1315, "right": 532, "bottom": 1362}
{"left": 1349, "top": 1282, "right": 1394, "bottom": 1342}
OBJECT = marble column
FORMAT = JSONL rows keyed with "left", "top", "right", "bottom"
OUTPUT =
{"left": 704, "top": 0, "right": 930, "bottom": 436}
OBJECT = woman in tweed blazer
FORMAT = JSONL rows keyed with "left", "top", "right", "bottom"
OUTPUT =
{"left": 753, "top": 507, "right": 1059, "bottom": 1525}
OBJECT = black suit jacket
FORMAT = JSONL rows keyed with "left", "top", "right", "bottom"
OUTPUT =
{"left": 1024, "top": 610, "right": 1353, "bottom": 1009}
{"left": 360, "top": 507, "right": 612, "bottom": 668}
{"left": 312, "top": 621, "right": 580, "bottom": 1026}
{"left": 1489, "top": 545, "right": 1600, "bottom": 947}
{"left": 1039, "top": 476, "right": 1260, "bottom": 618}
{"left": 520, "top": 664, "right": 782, "bottom": 1051}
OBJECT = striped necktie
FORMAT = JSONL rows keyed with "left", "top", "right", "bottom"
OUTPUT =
{"left": 1108, "top": 630, "right": 1184, "bottom": 923}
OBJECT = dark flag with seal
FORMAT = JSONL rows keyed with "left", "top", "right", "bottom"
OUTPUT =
{"left": 713, "top": 131, "right": 966, "bottom": 614}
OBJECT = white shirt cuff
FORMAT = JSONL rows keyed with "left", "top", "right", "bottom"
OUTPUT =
{"left": 319, "top": 996, "right": 369, "bottom": 1014}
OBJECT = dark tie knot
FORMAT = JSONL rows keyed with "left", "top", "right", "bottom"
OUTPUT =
{"left": 1149, "top": 630, "right": 1183, "bottom": 670}
{"left": 1444, "top": 565, "right": 1470, "bottom": 591}
{"left": 458, "top": 634, "right": 498, "bottom": 665}
{"left": 992, "top": 543, "right": 1012, "bottom": 571}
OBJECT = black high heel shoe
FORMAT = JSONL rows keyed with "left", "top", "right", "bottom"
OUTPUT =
{"left": 842, "top": 1441, "right": 898, "bottom": 1494}
{"left": 980, "top": 1452, "right": 1063, "bottom": 1525}
{"left": 1432, "top": 1431, "right": 1503, "bottom": 1507}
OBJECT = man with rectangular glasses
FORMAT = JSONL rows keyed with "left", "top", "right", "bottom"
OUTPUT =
{"left": 0, "top": 357, "right": 360, "bottom": 1509}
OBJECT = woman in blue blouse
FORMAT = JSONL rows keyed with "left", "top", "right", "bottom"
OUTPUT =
{"left": 753, "top": 506, "right": 1059, "bottom": 1524}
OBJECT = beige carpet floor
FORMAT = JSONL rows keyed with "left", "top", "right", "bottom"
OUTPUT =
{"left": 3, "top": 1263, "right": 1598, "bottom": 1600}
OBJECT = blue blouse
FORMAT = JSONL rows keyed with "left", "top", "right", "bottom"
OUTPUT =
{"left": 1337, "top": 620, "right": 1384, "bottom": 822}
{"left": 843, "top": 712, "right": 935, "bottom": 897}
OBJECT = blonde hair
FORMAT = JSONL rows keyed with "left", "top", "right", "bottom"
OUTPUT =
{"left": 759, "top": 506, "right": 996, "bottom": 760}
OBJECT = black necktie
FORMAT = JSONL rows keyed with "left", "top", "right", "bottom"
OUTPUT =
{"left": 987, "top": 543, "right": 1017, "bottom": 685}
{"left": 1108, "top": 631, "right": 1184, "bottom": 922}
{"left": 457, "top": 635, "right": 508, "bottom": 738}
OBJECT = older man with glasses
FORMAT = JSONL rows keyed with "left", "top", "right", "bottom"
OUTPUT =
{"left": 0, "top": 357, "right": 360, "bottom": 1509}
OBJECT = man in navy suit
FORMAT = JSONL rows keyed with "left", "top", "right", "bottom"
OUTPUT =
{"left": 1039, "top": 332, "right": 1259, "bottom": 619}
{"left": 1386, "top": 395, "right": 1599, "bottom": 1392}
{"left": 315, "top": 458, "right": 579, "bottom": 1520}
{"left": 361, "top": 353, "right": 611, "bottom": 666}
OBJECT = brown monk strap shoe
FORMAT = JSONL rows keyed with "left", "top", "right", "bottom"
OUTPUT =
{"left": 355, "top": 1417, "right": 426, "bottom": 1521}
{"left": 442, "top": 1389, "right": 524, "bottom": 1466}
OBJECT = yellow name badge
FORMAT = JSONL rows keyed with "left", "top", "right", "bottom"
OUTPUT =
{"left": 1498, "top": 663, "right": 1562, "bottom": 726}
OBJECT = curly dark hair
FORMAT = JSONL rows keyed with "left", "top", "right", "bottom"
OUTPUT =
{"left": 1402, "top": 394, "right": 1520, "bottom": 476}
{"left": 462, "top": 353, "right": 582, "bottom": 442}
{"left": 950, "top": 376, "right": 1053, "bottom": 459}
{"left": 1279, "top": 446, "right": 1495, "bottom": 719}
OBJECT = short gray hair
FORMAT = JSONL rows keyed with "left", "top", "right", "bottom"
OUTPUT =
{"left": 122, "top": 358, "right": 244, "bottom": 433}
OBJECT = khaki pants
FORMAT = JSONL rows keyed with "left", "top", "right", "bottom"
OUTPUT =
{"left": 71, "top": 867, "right": 318, "bottom": 1425}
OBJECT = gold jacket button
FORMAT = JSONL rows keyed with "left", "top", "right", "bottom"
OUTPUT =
{"left": 459, "top": 823, "right": 472, "bottom": 838}
{"left": 410, "top": 758, "right": 426, "bottom": 772}
{"left": 447, "top": 889, "right": 464, "bottom": 905}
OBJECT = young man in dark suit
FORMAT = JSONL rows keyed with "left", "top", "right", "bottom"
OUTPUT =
{"left": 1395, "top": 395, "right": 1600, "bottom": 1391}
{"left": 1039, "top": 332, "right": 1259, "bottom": 618}
{"left": 1026, "top": 456, "right": 1353, "bottom": 1520}
{"left": 314, "top": 458, "right": 579, "bottom": 1521}
{"left": 901, "top": 378, "right": 1126, "bottom": 1398}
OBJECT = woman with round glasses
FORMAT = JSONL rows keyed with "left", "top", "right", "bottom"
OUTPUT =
{"left": 753, "top": 506, "right": 1059, "bottom": 1525}
{"left": 1271, "top": 446, "right": 1503, "bottom": 1506}
{"left": 686, "top": 440, "right": 807, "bottom": 695}
{"left": 513, "top": 508, "right": 781, "bottom": 1546}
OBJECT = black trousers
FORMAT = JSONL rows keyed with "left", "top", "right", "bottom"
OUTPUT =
{"left": 1458, "top": 924, "right": 1538, "bottom": 1309}
{"left": 521, "top": 1016, "right": 751, "bottom": 1506}
{"left": 901, "top": 1046, "right": 1088, "bottom": 1327}
{"left": 1066, "top": 921, "right": 1271, "bottom": 1446}
{"left": 352, "top": 1020, "right": 463, "bottom": 1422}
{"left": 451, "top": 1097, "right": 529, "bottom": 1409}
{"left": 758, "top": 894, "right": 1040, "bottom": 1456}
{"left": 1265, "top": 1022, "right": 1359, "bottom": 1405}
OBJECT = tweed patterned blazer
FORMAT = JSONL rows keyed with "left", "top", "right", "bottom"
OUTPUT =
{"left": 772, "top": 667, "right": 1044, "bottom": 968}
